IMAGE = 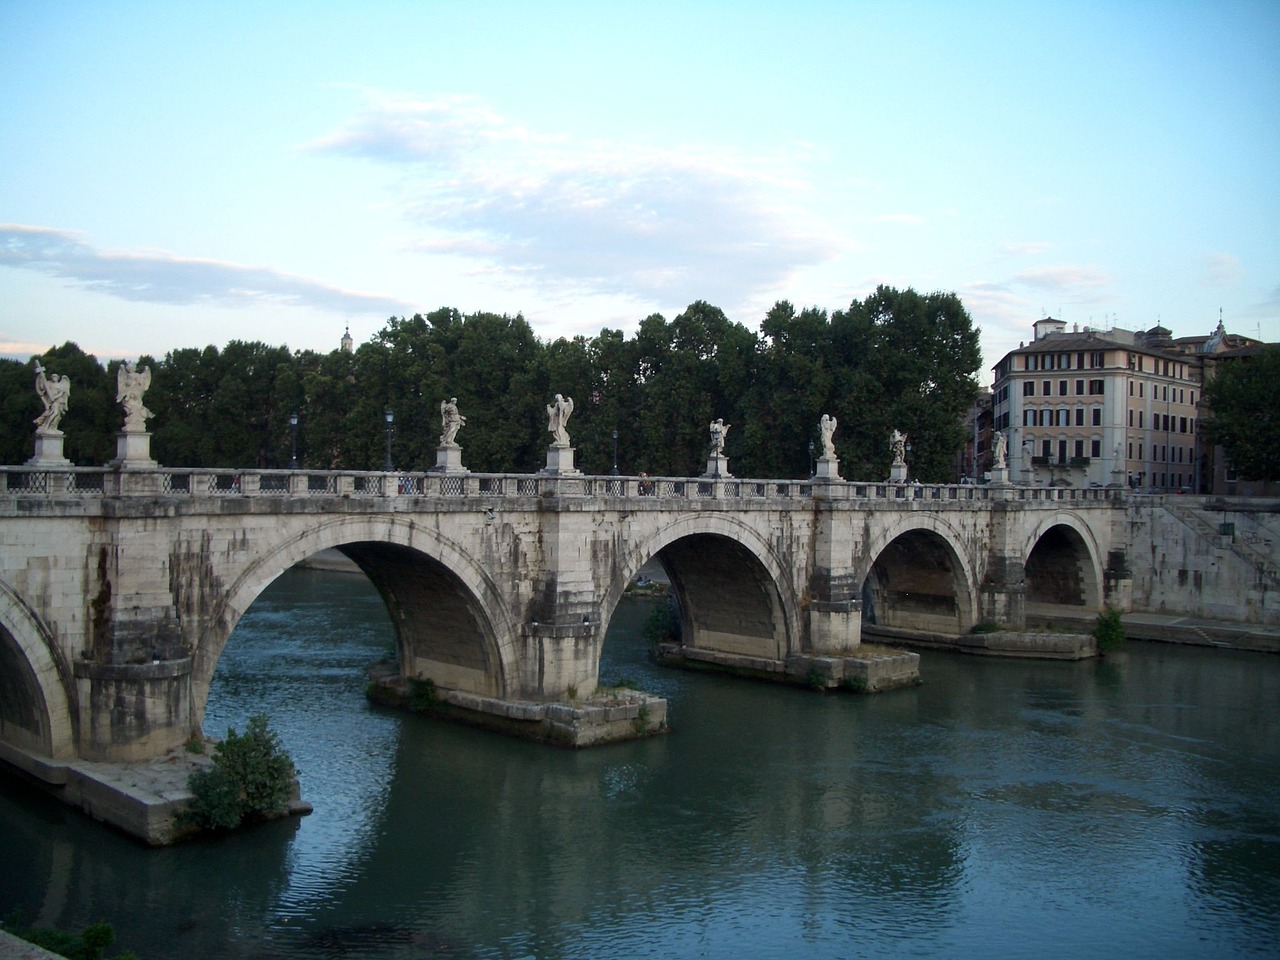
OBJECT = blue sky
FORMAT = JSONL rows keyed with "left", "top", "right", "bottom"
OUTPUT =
{"left": 2, "top": 1, "right": 1277, "bottom": 383}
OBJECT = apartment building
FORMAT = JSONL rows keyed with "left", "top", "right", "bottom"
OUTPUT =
{"left": 991, "top": 318, "right": 1201, "bottom": 490}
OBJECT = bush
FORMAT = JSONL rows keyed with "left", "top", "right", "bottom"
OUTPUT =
{"left": 1093, "top": 606, "right": 1126, "bottom": 653}
{"left": 642, "top": 599, "right": 681, "bottom": 645}
{"left": 183, "top": 714, "right": 295, "bottom": 831}
{"left": 2, "top": 913, "right": 136, "bottom": 960}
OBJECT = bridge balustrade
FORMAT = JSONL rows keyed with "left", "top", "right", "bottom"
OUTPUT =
{"left": 0, "top": 465, "right": 1127, "bottom": 505}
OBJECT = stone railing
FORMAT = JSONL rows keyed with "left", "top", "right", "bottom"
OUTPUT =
{"left": 0, "top": 466, "right": 1127, "bottom": 505}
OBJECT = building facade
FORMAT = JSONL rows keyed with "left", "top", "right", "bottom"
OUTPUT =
{"left": 991, "top": 318, "right": 1204, "bottom": 491}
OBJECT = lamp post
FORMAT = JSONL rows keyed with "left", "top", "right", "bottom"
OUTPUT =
{"left": 383, "top": 408, "right": 394, "bottom": 472}
{"left": 808, "top": 440, "right": 815, "bottom": 479}
{"left": 611, "top": 429, "right": 619, "bottom": 476}
{"left": 905, "top": 441, "right": 912, "bottom": 478}
{"left": 289, "top": 412, "right": 298, "bottom": 469}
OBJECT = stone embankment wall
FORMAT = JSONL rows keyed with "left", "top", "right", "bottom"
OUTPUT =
{"left": 1127, "top": 496, "right": 1279, "bottom": 624}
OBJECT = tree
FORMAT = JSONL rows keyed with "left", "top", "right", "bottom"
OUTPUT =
{"left": 1202, "top": 345, "right": 1280, "bottom": 481}
{"left": 828, "top": 287, "right": 981, "bottom": 481}
{"left": 745, "top": 301, "right": 834, "bottom": 478}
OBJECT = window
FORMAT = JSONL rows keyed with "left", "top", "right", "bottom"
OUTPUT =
{"left": 1075, "top": 379, "right": 1085, "bottom": 395}
{"left": 1128, "top": 409, "right": 1134, "bottom": 426}
{"left": 1092, "top": 408, "right": 1102, "bottom": 426}
{"left": 1138, "top": 442, "right": 1144, "bottom": 459}
{"left": 1139, "top": 382, "right": 1144, "bottom": 398}
{"left": 1074, "top": 439, "right": 1085, "bottom": 458}
{"left": 1191, "top": 391, "right": 1196, "bottom": 405}
{"left": 1128, "top": 442, "right": 1133, "bottom": 459}
{"left": 1023, "top": 381, "right": 1036, "bottom": 396}
{"left": 1088, "top": 379, "right": 1104, "bottom": 395}
{"left": 1129, "top": 381, "right": 1134, "bottom": 396}
{"left": 1058, "top": 439, "right": 1068, "bottom": 463}
{"left": 1076, "top": 352, "right": 1085, "bottom": 369}
{"left": 1042, "top": 439, "right": 1052, "bottom": 459}
{"left": 1043, "top": 380, "right": 1051, "bottom": 396}
{"left": 1075, "top": 408, "right": 1084, "bottom": 426}
{"left": 1058, "top": 380, "right": 1068, "bottom": 396}
{"left": 1091, "top": 439, "right": 1101, "bottom": 458}
{"left": 1092, "top": 351, "right": 1105, "bottom": 368}
{"left": 1139, "top": 411, "right": 1144, "bottom": 428}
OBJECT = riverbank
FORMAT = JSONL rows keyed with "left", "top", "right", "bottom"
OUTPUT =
{"left": 1027, "top": 609, "right": 1280, "bottom": 654}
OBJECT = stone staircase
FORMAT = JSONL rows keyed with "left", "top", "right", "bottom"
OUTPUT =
{"left": 1162, "top": 499, "right": 1280, "bottom": 587}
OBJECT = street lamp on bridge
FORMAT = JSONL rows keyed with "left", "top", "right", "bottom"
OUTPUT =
{"left": 383, "top": 408, "right": 394, "bottom": 472}
{"left": 611, "top": 429, "right": 619, "bottom": 476}
{"left": 289, "top": 412, "right": 298, "bottom": 470}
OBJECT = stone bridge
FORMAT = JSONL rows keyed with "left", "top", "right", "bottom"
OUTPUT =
{"left": 0, "top": 466, "right": 1129, "bottom": 764}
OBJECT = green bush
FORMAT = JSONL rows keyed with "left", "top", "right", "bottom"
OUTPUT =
{"left": 2, "top": 913, "right": 136, "bottom": 960}
{"left": 185, "top": 766, "right": 243, "bottom": 830}
{"left": 409, "top": 677, "right": 438, "bottom": 712}
{"left": 183, "top": 714, "right": 295, "bottom": 831}
{"left": 1093, "top": 606, "right": 1126, "bottom": 653}
{"left": 642, "top": 600, "right": 681, "bottom": 644}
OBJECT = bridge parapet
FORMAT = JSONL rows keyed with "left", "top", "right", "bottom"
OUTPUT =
{"left": 1, "top": 465, "right": 1127, "bottom": 506}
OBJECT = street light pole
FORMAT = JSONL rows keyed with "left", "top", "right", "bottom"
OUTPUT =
{"left": 383, "top": 408, "right": 394, "bottom": 472}
{"left": 808, "top": 440, "right": 815, "bottom": 479}
{"left": 611, "top": 429, "right": 619, "bottom": 476}
{"left": 289, "top": 412, "right": 298, "bottom": 469}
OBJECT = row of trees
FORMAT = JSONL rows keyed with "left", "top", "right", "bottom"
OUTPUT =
{"left": 1, "top": 287, "right": 986, "bottom": 482}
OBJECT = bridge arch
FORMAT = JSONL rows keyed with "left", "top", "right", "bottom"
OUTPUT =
{"left": 1022, "top": 512, "right": 1104, "bottom": 616}
{"left": 858, "top": 515, "right": 979, "bottom": 636}
{"left": 0, "top": 579, "right": 76, "bottom": 759}
{"left": 601, "top": 515, "right": 801, "bottom": 661}
{"left": 192, "top": 515, "right": 519, "bottom": 726}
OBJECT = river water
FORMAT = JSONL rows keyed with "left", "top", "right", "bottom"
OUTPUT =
{"left": 3, "top": 567, "right": 1279, "bottom": 959}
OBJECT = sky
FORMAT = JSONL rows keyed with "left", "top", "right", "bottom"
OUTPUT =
{"left": 2, "top": 1, "right": 1277, "bottom": 384}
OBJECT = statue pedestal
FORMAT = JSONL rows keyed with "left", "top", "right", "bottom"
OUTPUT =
{"left": 431, "top": 444, "right": 469, "bottom": 474}
{"left": 989, "top": 465, "right": 1010, "bottom": 486}
{"left": 814, "top": 457, "right": 842, "bottom": 481}
{"left": 541, "top": 445, "right": 580, "bottom": 475}
{"left": 703, "top": 454, "right": 731, "bottom": 478}
{"left": 888, "top": 462, "right": 908, "bottom": 484}
{"left": 26, "top": 430, "right": 72, "bottom": 467}
{"left": 109, "top": 431, "right": 158, "bottom": 469}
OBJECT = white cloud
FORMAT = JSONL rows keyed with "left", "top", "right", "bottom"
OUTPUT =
{"left": 1200, "top": 252, "right": 1242, "bottom": 286}
{"left": 1012, "top": 265, "right": 1111, "bottom": 302}
{"left": 863, "top": 213, "right": 926, "bottom": 225}
{"left": 1000, "top": 241, "right": 1053, "bottom": 256}
{"left": 0, "top": 224, "right": 412, "bottom": 316}
{"left": 307, "top": 91, "right": 842, "bottom": 310}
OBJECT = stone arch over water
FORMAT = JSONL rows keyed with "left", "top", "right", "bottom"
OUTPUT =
{"left": 1023, "top": 514, "right": 1103, "bottom": 615}
{"left": 191, "top": 515, "right": 515, "bottom": 728}
{"left": 859, "top": 516, "right": 979, "bottom": 636}
{"left": 0, "top": 579, "right": 75, "bottom": 759}
{"left": 603, "top": 516, "right": 800, "bottom": 662}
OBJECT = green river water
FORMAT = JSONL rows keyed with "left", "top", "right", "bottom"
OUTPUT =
{"left": 3, "top": 566, "right": 1278, "bottom": 959}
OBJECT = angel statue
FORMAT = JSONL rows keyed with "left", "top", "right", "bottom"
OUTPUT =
{"left": 546, "top": 393, "right": 574, "bottom": 446}
{"left": 819, "top": 414, "right": 837, "bottom": 459}
{"left": 439, "top": 397, "right": 465, "bottom": 446}
{"left": 33, "top": 361, "right": 71, "bottom": 433}
{"left": 709, "top": 418, "right": 731, "bottom": 455}
{"left": 117, "top": 361, "right": 154, "bottom": 432}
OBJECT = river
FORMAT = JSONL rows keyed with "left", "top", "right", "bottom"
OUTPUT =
{"left": 3, "top": 567, "right": 1278, "bottom": 959}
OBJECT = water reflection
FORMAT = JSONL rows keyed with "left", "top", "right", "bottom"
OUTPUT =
{"left": 1, "top": 574, "right": 1278, "bottom": 960}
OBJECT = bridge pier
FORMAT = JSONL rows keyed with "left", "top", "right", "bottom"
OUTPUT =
{"left": 78, "top": 527, "right": 195, "bottom": 761}
{"left": 808, "top": 492, "right": 864, "bottom": 654}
